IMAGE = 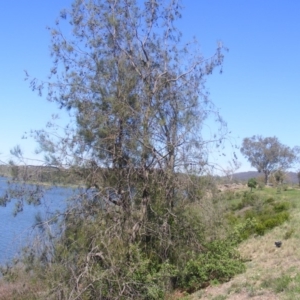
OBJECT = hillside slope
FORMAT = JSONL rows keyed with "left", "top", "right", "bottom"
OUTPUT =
{"left": 232, "top": 171, "right": 299, "bottom": 185}
{"left": 189, "top": 187, "right": 300, "bottom": 300}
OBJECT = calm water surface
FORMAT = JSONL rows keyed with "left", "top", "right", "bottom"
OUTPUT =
{"left": 0, "top": 177, "right": 74, "bottom": 265}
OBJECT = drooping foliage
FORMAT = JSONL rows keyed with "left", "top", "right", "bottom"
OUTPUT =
{"left": 0, "top": 1, "right": 247, "bottom": 299}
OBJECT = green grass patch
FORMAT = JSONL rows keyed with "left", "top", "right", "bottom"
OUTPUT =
{"left": 226, "top": 188, "right": 292, "bottom": 237}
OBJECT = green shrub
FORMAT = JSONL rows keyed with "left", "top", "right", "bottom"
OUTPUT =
{"left": 255, "top": 223, "right": 266, "bottom": 235}
{"left": 231, "top": 203, "right": 238, "bottom": 211}
{"left": 273, "top": 201, "right": 290, "bottom": 212}
{"left": 229, "top": 193, "right": 291, "bottom": 237}
{"left": 255, "top": 211, "right": 289, "bottom": 235}
{"left": 226, "top": 213, "right": 239, "bottom": 225}
{"left": 265, "top": 197, "right": 275, "bottom": 204}
{"left": 236, "top": 192, "right": 259, "bottom": 210}
{"left": 228, "top": 218, "right": 257, "bottom": 242}
{"left": 244, "top": 209, "right": 256, "bottom": 219}
{"left": 264, "top": 218, "right": 281, "bottom": 229}
{"left": 247, "top": 178, "right": 257, "bottom": 192}
{"left": 179, "top": 240, "right": 245, "bottom": 293}
{"left": 259, "top": 205, "right": 274, "bottom": 216}
{"left": 278, "top": 211, "right": 290, "bottom": 222}
{"left": 224, "top": 190, "right": 235, "bottom": 200}
{"left": 18, "top": 187, "right": 247, "bottom": 300}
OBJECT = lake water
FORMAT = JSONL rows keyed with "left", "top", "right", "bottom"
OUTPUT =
{"left": 0, "top": 177, "right": 74, "bottom": 265}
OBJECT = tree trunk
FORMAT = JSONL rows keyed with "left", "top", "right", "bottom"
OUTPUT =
{"left": 264, "top": 172, "right": 269, "bottom": 185}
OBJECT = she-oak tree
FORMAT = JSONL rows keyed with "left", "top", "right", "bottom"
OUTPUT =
{"left": 8, "top": 0, "right": 235, "bottom": 298}
{"left": 29, "top": 0, "right": 227, "bottom": 218}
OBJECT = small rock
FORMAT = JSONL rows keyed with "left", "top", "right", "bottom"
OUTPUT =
{"left": 275, "top": 241, "right": 282, "bottom": 248}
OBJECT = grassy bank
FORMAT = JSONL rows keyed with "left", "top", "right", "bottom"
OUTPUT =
{"left": 188, "top": 186, "right": 300, "bottom": 300}
{"left": 1, "top": 183, "right": 299, "bottom": 299}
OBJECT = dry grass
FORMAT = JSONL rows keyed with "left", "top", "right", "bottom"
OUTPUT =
{"left": 0, "top": 280, "right": 38, "bottom": 300}
{"left": 0, "top": 282, "right": 43, "bottom": 300}
{"left": 0, "top": 266, "right": 44, "bottom": 300}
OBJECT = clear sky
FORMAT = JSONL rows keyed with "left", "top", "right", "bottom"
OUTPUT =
{"left": 0, "top": 0, "right": 299, "bottom": 173}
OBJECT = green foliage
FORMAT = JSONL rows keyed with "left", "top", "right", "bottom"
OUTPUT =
{"left": 243, "top": 204, "right": 289, "bottom": 236}
{"left": 12, "top": 186, "right": 245, "bottom": 299}
{"left": 254, "top": 223, "right": 266, "bottom": 236}
{"left": 273, "top": 275, "right": 292, "bottom": 293}
{"left": 179, "top": 240, "right": 245, "bottom": 293}
{"left": 1, "top": 0, "right": 238, "bottom": 298}
{"left": 234, "top": 191, "right": 241, "bottom": 198}
{"left": 262, "top": 211, "right": 289, "bottom": 227}
{"left": 228, "top": 218, "right": 258, "bottom": 243}
{"left": 233, "top": 191, "right": 259, "bottom": 210}
{"left": 227, "top": 190, "right": 291, "bottom": 237}
{"left": 241, "top": 135, "right": 298, "bottom": 184}
{"left": 260, "top": 271, "right": 300, "bottom": 297}
{"left": 223, "top": 190, "right": 235, "bottom": 201}
{"left": 185, "top": 175, "right": 217, "bottom": 202}
{"left": 265, "top": 196, "right": 275, "bottom": 204}
{"left": 247, "top": 178, "right": 257, "bottom": 192}
{"left": 226, "top": 212, "right": 239, "bottom": 225}
{"left": 273, "top": 201, "right": 290, "bottom": 212}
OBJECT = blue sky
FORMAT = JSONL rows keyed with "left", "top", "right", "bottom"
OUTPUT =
{"left": 0, "top": 0, "right": 299, "bottom": 173}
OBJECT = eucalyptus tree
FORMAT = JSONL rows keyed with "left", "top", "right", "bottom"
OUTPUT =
{"left": 241, "top": 136, "right": 298, "bottom": 184}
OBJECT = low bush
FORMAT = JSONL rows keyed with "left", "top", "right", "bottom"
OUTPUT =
{"left": 227, "top": 191, "right": 291, "bottom": 237}
{"left": 253, "top": 209, "right": 289, "bottom": 235}
{"left": 235, "top": 192, "right": 259, "bottom": 210}
{"left": 255, "top": 223, "right": 266, "bottom": 236}
{"left": 223, "top": 190, "right": 235, "bottom": 201}
{"left": 7, "top": 188, "right": 245, "bottom": 300}
{"left": 179, "top": 240, "right": 245, "bottom": 293}
{"left": 247, "top": 178, "right": 257, "bottom": 192}
{"left": 273, "top": 201, "right": 290, "bottom": 212}
{"left": 228, "top": 218, "right": 257, "bottom": 242}
{"left": 226, "top": 212, "right": 239, "bottom": 225}
{"left": 265, "top": 197, "right": 275, "bottom": 204}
